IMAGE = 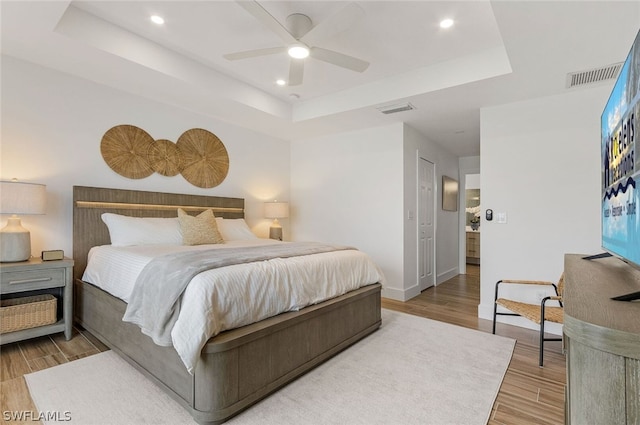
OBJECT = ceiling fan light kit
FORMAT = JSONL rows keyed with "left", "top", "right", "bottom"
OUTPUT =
{"left": 288, "top": 43, "right": 310, "bottom": 59}
{"left": 226, "top": 1, "right": 369, "bottom": 86}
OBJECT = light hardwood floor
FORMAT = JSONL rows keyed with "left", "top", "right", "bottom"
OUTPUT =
{"left": 1, "top": 329, "right": 109, "bottom": 425}
{"left": 1, "top": 265, "right": 565, "bottom": 425}
{"left": 382, "top": 265, "right": 566, "bottom": 425}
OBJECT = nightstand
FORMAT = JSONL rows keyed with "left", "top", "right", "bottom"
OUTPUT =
{"left": 0, "top": 257, "right": 74, "bottom": 344}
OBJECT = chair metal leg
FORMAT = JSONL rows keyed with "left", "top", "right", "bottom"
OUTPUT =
{"left": 539, "top": 317, "right": 545, "bottom": 367}
{"left": 539, "top": 298, "right": 563, "bottom": 368}
{"left": 492, "top": 280, "right": 502, "bottom": 334}
{"left": 539, "top": 296, "right": 553, "bottom": 368}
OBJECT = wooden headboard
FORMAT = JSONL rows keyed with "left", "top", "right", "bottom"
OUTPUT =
{"left": 72, "top": 186, "right": 244, "bottom": 282}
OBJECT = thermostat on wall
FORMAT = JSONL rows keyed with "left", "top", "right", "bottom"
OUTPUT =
{"left": 41, "top": 250, "right": 64, "bottom": 261}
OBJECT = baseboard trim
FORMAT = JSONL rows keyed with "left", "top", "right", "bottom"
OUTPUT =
{"left": 437, "top": 267, "right": 459, "bottom": 285}
{"left": 382, "top": 284, "right": 421, "bottom": 302}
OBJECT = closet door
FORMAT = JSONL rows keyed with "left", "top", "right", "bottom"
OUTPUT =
{"left": 418, "top": 157, "right": 435, "bottom": 291}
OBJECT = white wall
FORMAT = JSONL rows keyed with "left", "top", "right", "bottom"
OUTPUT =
{"left": 0, "top": 56, "right": 291, "bottom": 256}
{"left": 479, "top": 86, "right": 607, "bottom": 333}
{"left": 290, "top": 123, "right": 406, "bottom": 298}
{"left": 290, "top": 122, "right": 460, "bottom": 301}
{"left": 466, "top": 174, "right": 480, "bottom": 189}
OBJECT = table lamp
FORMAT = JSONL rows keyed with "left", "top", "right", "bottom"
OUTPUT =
{"left": 264, "top": 201, "right": 289, "bottom": 241}
{"left": 0, "top": 180, "right": 46, "bottom": 262}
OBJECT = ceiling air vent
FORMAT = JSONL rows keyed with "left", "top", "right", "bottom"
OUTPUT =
{"left": 566, "top": 62, "right": 622, "bottom": 88}
{"left": 377, "top": 102, "right": 416, "bottom": 115}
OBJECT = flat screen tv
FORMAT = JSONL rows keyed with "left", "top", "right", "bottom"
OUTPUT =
{"left": 600, "top": 28, "right": 640, "bottom": 301}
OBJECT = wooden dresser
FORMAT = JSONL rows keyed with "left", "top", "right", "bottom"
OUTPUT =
{"left": 563, "top": 254, "right": 640, "bottom": 425}
{"left": 466, "top": 231, "right": 480, "bottom": 264}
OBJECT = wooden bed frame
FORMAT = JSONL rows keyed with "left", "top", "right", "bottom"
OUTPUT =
{"left": 72, "top": 186, "right": 382, "bottom": 424}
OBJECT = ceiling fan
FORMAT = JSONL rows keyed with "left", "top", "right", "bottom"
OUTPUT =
{"left": 224, "top": 1, "right": 370, "bottom": 86}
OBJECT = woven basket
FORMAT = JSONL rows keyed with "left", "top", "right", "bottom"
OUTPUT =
{"left": 0, "top": 294, "right": 57, "bottom": 334}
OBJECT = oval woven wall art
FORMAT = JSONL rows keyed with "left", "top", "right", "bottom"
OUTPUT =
{"left": 101, "top": 125, "right": 155, "bottom": 179}
{"left": 148, "top": 139, "right": 184, "bottom": 177}
{"left": 177, "top": 128, "right": 229, "bottom": 188}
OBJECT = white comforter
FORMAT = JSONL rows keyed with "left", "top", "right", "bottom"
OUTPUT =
{"left": 82, "top": 239, "right": 384, "bottom": 373}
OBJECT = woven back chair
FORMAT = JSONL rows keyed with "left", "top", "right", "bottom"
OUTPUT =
{"left": 492, "top": 273, "right": 564, "bottom": 367}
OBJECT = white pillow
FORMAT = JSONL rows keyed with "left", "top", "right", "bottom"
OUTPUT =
{"left": 101, "top": 213, "right": 182, "bottom": 246}
{"left": 217, "top": 218, "right": 258, "bottom": 241}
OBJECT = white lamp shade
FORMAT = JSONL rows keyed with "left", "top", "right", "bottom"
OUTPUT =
{"left": 264, "top": 202, "right": 289, "bottom": 219}
{"left": 0, "top": 181, "right": 46, "bottom": 214}
{"left": 0, "top": 181, "right": 45, "bottom": 262}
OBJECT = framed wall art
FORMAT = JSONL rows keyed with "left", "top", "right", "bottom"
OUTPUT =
{"left": 442, "top": 175, "right": 458, "bottom": 212}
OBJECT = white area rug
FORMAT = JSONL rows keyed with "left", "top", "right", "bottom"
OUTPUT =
{"left": 25, "top": 309, "right": 515, "bottom": 425}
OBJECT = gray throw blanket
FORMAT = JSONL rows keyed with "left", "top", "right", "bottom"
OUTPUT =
{"left": 122, "top": 242, "right": 353, "bottom": 346}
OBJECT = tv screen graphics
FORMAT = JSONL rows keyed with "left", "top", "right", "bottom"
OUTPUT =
{"left": 601, "top": 29, "right": 640, "bottom": 269}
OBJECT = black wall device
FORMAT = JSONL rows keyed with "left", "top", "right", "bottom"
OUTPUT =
{"left": 486, "top": 209, "right": 493, "bottom": 221}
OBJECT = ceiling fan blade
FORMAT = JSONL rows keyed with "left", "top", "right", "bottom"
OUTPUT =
{"left": 223, "top": 46, "right": 285, "bottom": 61}
{"left": 237, "top": 1, "right": 297, "bottom": 44}
{"left": 289, "top": 59, "right": 304, "bottom": 86}
{"left": 300, "top": 2, "right": 365, "bottom": 46}
{"left": 310, "top": 47, "right": 369, "bottom": 72}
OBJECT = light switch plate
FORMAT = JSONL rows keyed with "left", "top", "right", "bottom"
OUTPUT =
{"left": 497, "top": 212, "right": 508, "bottom": 224}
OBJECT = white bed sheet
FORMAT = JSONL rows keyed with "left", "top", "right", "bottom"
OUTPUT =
{"left": 82, "top": 239, "right": 384, "bottom": 373}
{"left": 83, "top": 239, "right": 283, "bottom": 303}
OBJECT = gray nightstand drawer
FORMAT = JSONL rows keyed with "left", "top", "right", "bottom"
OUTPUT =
{"left": 0, "top": 258, "right": 73, "bottom": 344}
{"left": 1, "top": 268, "right": 66, "bottom": 294}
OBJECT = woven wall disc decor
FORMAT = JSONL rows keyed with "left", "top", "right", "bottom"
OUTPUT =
{"left": 148, "top": 139, "right": 184, "bottom": 177}
{"left": 177, "top": 128, "right": 229, "bottom": 188}
{"left": 101, "top": 125, "right": 155, "bottom": 179}
{"left": 100, "top": 125, "right": 230, "bottom": 188}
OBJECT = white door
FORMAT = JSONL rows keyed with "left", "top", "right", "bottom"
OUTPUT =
{"left": 418, "top": 157, "right": 435, "bottom": 291}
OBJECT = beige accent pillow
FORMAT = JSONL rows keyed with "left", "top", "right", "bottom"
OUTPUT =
{"left": 177, "top": 208, "right": 225, "bottom": 245}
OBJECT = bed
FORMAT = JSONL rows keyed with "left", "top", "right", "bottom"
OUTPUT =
{"left": 72, "top": 186, "right": 382, "bottom": 424}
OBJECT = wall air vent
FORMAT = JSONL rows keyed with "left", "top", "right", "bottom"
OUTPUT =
{"left": 566, "top": 62, "right": 622, "bottom": 89}
{"left": 377, "top": 102, "right": 416, "bottom": 115}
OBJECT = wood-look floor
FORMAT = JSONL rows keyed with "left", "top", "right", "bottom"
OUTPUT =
{"left": 1, "top": 329, "right": 109, "bottom": 425}
{"left": 1, "top": 264, "right": 565, "bottom": 425}
{"left": 382, "top": 265, "right": 566, "bottom": 425}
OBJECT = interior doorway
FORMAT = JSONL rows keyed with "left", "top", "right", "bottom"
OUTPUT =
{"left": 458, "top": 169, "right": 480, "bottom": 275}
{"left": 464, "top": 173, "right": 480, "bottom": 270}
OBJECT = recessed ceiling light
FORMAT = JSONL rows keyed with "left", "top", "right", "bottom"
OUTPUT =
{"left": 288, "top": 43, "right": 309, "bottom": 59}
{"left": 276, "top": 79, "right": 286, "bottom": 86}
{"left": 440, "top": 18, "right": 454, "bottom": 29}
{"left": 150, "top": 15, "right": 165, "bottom": 25}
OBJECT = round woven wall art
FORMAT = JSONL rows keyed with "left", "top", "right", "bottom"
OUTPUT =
{"left": 177, "top": 128, "right": 229, "bottom": 188}
{"left": 101, "top": 125, "right": 155, "bottom": 179}
{"left": 148, "top": 139, "right": 184, "bottom": 177}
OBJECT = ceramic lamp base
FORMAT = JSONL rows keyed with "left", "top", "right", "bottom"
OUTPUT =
{"left": 269, "top": 226, "right": 283, "bottom": 241}
{"left": 0, "top": 217, "right": 31, "bottom": 262}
